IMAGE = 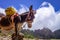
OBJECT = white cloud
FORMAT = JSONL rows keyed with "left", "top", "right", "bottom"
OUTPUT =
{"left": 30, "top": 2, "right": 60, "bottom": 32}
{"left": 18, "top": 4, "right": 29, "bottom": 14}
{"left": 53, "top": 13, "right": 60, "bottom": 31}
{"left": 0, "top": 8, "right": 5, "bottom": 15}
{"left": 41, "top": 2, "right": 48, "bottom": 6}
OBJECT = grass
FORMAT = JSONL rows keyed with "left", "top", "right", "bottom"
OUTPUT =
{"left": 24, "top": 34, "right": 34, "bottom": 39}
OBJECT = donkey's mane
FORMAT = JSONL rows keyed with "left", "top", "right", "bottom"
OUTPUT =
{"left": 19, "top": 12, "right": 28, "bottom": 23}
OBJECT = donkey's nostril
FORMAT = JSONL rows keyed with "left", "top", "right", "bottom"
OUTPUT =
{"left": 28, "top": 24, "right": 32, "bottom": 28}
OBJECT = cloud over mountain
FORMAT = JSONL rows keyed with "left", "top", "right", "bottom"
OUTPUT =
{"left": 0, "top": 2, "right": 60, "bottom": 32}
{"left": 31, "top": 2, "right": 60, "bottom": 32}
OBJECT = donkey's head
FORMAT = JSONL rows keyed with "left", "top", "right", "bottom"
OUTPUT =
{"left": 26, "top": 5, "right": 36, "bottom": 28}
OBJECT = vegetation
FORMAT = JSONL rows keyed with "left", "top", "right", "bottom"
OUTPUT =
{"left": 21, "top": 28, "right": 60, "bottom": 39}
{"left": 0, "top": 28, "right": 60, "bottom": 39}
{"left": 24, "top": 33, "right": 34, "bottom": 39}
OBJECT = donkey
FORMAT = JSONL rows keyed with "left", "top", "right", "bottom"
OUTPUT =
{"left": 0, "top": 5, "right": 36, "bottom": 40}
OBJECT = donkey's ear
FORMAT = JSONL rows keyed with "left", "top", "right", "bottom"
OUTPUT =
{"left": 29, "top": 5, "right": 33, "bottom": 11}
{"left": 29, "top": 5, "right": 36, "bottom": 15}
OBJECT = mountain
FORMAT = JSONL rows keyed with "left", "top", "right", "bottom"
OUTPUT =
{"left": 21, "top": 28, "right": 53, "bottom": 39}
{"left": 40, "top": 28, "right": 53, "bottom": 38}
{"left": 20, "top": 28, "right": 60, "bottom": 39}
{"left": 53, "top": 29, "right": 60, "bottom": 39}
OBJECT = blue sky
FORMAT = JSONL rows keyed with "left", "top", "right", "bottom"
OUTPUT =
{"left": 0, "top": 0, "right": 60, "bottom": 31}
{"left": 0, "top": 0, "right": 60, "bottom": 11}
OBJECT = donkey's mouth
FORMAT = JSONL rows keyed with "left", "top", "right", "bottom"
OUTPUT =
{"left": 27, "top": 21, "right": 32, "bottom": 28}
